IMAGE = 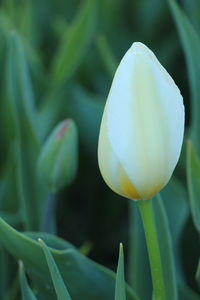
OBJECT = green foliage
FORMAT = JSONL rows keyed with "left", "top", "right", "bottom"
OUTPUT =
{"left": 50, "top": 0, "right": 97, "bottom": 88}
{"left": 186, "top": 140, "right": 200, "bottom": 232}
{"left": 196, "top": 258, "right": 200, "bottom": 288}
{"left": 6, "top": 32, "right": 42, "bottom": 231}
{"left": 152, "top": 195, "right": 177, "bottom": 300}
{"left": 162, "top": 175, "right": 200, "bottom": 299}
{"left": 38, "top": 239, "right": 71, "bottom": 300}
{"left": 19, "top": 261, "right": 37, "bottom": 300}
{"left": 0, "top": 0, "right": 199, "bottom": 299}
{"left": 168, "top": 0, "right": 200, "bottom": 155}
{"left": 96, "top": 35, "right": 117, "bottom": 78}
{"left": 115, "top": 244, "right": 126, "bottom": 300}
{"left": 0, "top": 217, "right": 137, "bottom": 300}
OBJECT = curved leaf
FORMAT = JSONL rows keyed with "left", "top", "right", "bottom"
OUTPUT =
{"left": 115, "top": 243, "right": 126, "bottom": 300}
{"left": 161, "top": 176, "right": 200, "bottom": 299}
{"left": 0, "top": 217, "right": 138, "bottom": 300}
{"left": 6, "top": 32, "right": 43, "bottom": 230}
{"left": 19, "top": 260, "right": 37, "bottom": 300}
{"left": 186, "top": 140, "right": 200, "bottom": 232}
{"left": 196, "top": 258, "right": 200, "bottom": 288}
{"left": 38, "top": 239, "right": 71, "bottom": 300}
{"left": 152, "top": 195, "right": 178, "bottom": 300}
{"left": 96, "top": 35, "right": 117, "bottom": 78}
{"left": 167, "top": 0, "right": 200, "bottom": 155}
{"left": 51, "top": 0, "right": 97, "bottom": 88}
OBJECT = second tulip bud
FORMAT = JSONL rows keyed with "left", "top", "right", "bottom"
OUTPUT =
{"left": 38, "top": 119, "right": 78, "bottom": 193}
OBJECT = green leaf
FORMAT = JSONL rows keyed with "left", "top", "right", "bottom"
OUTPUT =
{"left": 38, "top": 239, "right": 71, "bottom": 300}
{"left": 19, "top": 260, "right": 37, "bottom": 300}
{"left": 115, "top": 243, "right": 126, "bottom": 300}
{"left": 0, "top": 155, "right": 20, "bottom": 215}
{"left": 6, "top": 31, "right": 43, "bottom": 230}
{"left": 161, "top": 177, "right": 200, "bottom": 299}
{"left": 96, "top": 35, "right": 117, "bottom": 78}
{"left": 6, "top": 32, "right": 39, "bottom": 135}
{"left": 0, "top": 211, "right": 21, "bottom": 227}
{"left": 152, "top": 195, "right": 178, "bottom": 300}
{"left": 182, "top": 0, "right": 200, "bottom": 33}
{"left": 17, "top": 0, "right": 33, "bottom": 41}
{"left": 167, "top": 0, "right": 200, "bottom": 155}
{"left": 196, "top": 258, "right": 200, "bottom": 288}
{"left": 179, "top": 285, "right": 200, "bottom": 300}
{"left": 51, "top": 0, "right": 97, "bottom": 88}
{"left": 161, "top": 177, "right": 189, "bottom": 246}
{"left": 39, "top": 0, "right": 98, "bottom": 133}
{"left": 0, "top": 247, "right": 7, "bottom": 299}
{"left": 186, "top": 140, "right": 200, "bottom": 232}
{"left": 67, "top": 85, "right": 104, "bottom": 156}
{"left": 0, "top": 217, "right": 138, "bottom": 300}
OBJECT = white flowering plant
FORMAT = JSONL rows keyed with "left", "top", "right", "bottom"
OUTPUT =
{"left": 0, "top": 0, "right": 199, "bottom": 300}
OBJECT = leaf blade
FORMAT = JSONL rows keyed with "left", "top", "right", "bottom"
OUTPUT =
{"left": 0, "top": 217, "right": 138, "bottom": 300}
{"left": 51, "top": 0, "right": 97, "bottom": 88}
{"left": 167, "top": 0, "right": 200, "bottom": 154}
{"left": 38, "top": 238, "right": 71, "bottom": 300}
{"left": 19, "top": 260, "right": 37, "bottom": 300}
{"left": 152, "top": 194, "right": 178, "bottom": 300}
{"left": 6, "top": 32, "right": 43, "bottom": 230}
{"left": 115, "top": 243, "right": 126, "bottom": 300}
{"left": 186, "top": 140, "right": 200, "bottom": 232}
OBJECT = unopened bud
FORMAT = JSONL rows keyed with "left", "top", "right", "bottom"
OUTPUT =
{"left": 38, "top": 119, "right": 78, "bottom": 192}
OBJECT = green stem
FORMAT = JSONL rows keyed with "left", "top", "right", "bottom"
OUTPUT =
{"left": 41, "top": 193, "right": 57, "bottom": 234}
{"left": 138, "top": 199, "right": 165, "bottom": 300}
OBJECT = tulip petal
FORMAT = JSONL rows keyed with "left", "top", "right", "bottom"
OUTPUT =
{"left": 99, "top": 42, "right": 184, "bottom": 200}
{"left": 98, "top": 108, "right": 141, "bottom": 200}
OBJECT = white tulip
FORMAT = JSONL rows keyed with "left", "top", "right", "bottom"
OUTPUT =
{"left": 98, "top": 42, "right": 184, "bottom": 200}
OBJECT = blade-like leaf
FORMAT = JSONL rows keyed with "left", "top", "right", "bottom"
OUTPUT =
{"left": 152, "top": 194, "right": 178, "bottom": 300}
{"left": 0, "top": 247, "right": 7, "bottom": 299}
{"left": 38, "top": 238, "right": 71, "bottom": 300}
{"left": 96, "top": 35, "right": 117, "bottom": 78}
{"left": 51, "top": 0, "right": 97, "bottom": 88}
{"left": 196, "top": 258, "right": 200, "bottom": 288}
{"left": 179, "top": 285, "right": 200, "bottom": 300}
{"left": 161, "top": 177, "right": 200, "bottom": 299}
{"left": 19, "top": 260, "right": 37, "bottom": 300}
{"left": 186, "top": 140, "right": 200, "bottom": 232}
{"left": 0, "top": 217, "right": 138, "bottom": 300}
{"left": 66, "top": 85, "right": 104, "bottom": 156}
{"left": 182, "top": 0, "right": 200, "bottom": 33}
{"left": 6, "top": 32, "right": 43, "bottom": 230}
{"left": 39, "top": 0, "right": 98, "bottom": 135}
{"left": 161, "top": 177, "right": 189, "bottom": 246}
{"left": 167, "top": 0, "right": 200, "bottom": 155}
{"left": 115, "top": 243, "right": 126, "bottom": 300}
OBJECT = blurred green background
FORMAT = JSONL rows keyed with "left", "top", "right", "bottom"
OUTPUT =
{"left": 0, "top": 0, "right": 200, "bottom": 299}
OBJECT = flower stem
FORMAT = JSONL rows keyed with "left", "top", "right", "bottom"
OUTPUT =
{"left": 138, "top": 199, "right": 165, "bottom": 300}
{"left": 41, "top": 193, "right": 57, "bottom": 234}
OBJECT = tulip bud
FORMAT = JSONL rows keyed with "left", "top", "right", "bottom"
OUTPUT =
{"left": 98, "top": 42, "right": 184, "bottom": 200}
{"left": 38, "top": 119, "right": 78, "bottom": 193}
